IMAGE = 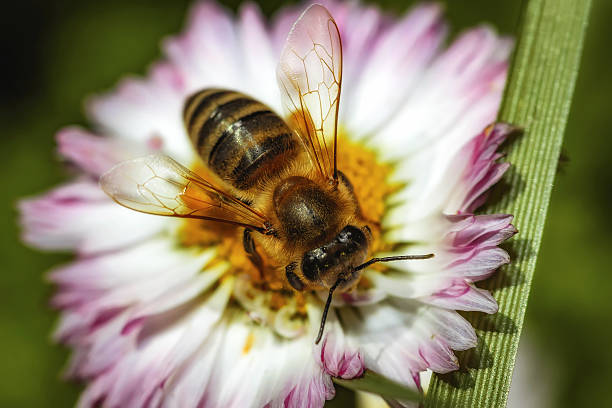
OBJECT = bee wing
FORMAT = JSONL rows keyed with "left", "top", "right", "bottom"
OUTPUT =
{"left": 277, "top": 4, "right": 342, "bottom": 182}
{"left": 100, "top": 155, "right": 271, "bottom": 233}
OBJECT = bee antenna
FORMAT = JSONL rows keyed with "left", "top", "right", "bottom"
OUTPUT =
{"left": 314, "top": 254, "right": 434, "bottom": 344}
{"left": 315, "top": 278, "right": 343, "bottom": 345}
{"left": 353, "top": 253, "right": 435, "bottom": 273}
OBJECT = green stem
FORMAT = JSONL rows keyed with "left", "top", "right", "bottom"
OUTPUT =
{"left": 425, "top": 0, "right": 591, "bottom": 407}
{"left": 333, "top": 370, "right": 423, "bottom": 403}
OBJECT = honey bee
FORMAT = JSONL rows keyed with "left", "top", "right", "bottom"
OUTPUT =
{"left": 100, "top": 4, "right": 433, "bottom": 343}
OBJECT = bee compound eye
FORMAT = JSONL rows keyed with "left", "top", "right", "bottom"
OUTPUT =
{"left": 285, "top": 263, "right": 304, "bottom": 291}
{"left": 343, "top": 226, "right": 367, "bottom": 247}
{"left": 301, "top": 252, "right": 322, "bottom": 282}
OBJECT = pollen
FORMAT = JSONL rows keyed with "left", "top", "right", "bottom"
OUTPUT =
{"left": 178, "top": 136, "right": 394, "bottom": 294}
{"left": 242, "top": 332, "right": 255, "bottom": 355}
{"left": 336, "top": 135, "right": 397, "bottom": 254}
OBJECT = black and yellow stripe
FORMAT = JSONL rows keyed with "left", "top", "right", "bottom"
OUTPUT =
{"left": 183, "top": 89, "right": 299, "bottom": 191}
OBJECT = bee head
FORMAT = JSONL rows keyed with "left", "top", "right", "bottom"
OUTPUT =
{"left": 287, "top": 224, "right": 434, "bottom": 344}
{"left": 298, "top": 225, "right": 371, "bottom": 291}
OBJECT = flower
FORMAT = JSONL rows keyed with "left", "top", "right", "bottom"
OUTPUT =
{"left": 19, "top": 1, "right": 516, "bottom": 406}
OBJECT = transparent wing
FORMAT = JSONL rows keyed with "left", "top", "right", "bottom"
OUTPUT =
{"left": 277, "top": 4, "right": 342, "bottom": 182}
{"left": 100, "top": 155, "right": 272, "bottom": 233}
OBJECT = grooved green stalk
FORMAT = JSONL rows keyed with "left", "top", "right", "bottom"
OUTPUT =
{"left": 425, "top": 0, "right": 591, "bottom": 407}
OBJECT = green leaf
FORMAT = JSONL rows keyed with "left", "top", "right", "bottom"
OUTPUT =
{"left": 333, "top": 370, "right": 423, "bottom": 403}
{"left": 426, "top": 0, "right": 592, "bottom": 407}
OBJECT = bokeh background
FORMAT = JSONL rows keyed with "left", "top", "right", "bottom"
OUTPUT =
{"left": 1, "top": 0, "right": 609, "bottom": 406}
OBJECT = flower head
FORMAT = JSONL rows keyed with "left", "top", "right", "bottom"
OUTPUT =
{"left": 20, "top": 1, "right": 516, "bottom": 406}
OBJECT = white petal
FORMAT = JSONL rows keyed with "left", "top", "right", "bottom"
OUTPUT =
{"left": 374, "top": 27, "right": 511, "bottom": 156}
{"left": 237, "top": 3, "right": 282, "bottom": 111}
{"left": 164, "top": 313, "right": 333, "bottom": 408}
{"left": 50, "top": 238, "right": 211, "bottom": 291}
{"left": 164, "top": 2, "right": 243, "bottom": 92}
{"left": 344, "top": 4, "right": 446, "bottom": 137}
{"left": 87, "top": 63, "right": 194, "bottom": 163}
{"left": 373, "top": 29, "right": 511, "bottom": 225}
{"left": 77, "top": 279, "right": 234, "bottom": 407}
{"left": 122, "top": 261, "right": 227, "bottom": 334}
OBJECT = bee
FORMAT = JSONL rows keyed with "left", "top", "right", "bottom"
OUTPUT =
{"left": 101, "top": 4, "right": 433, "bottom": 343}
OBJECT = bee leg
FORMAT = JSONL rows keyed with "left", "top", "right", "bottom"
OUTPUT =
{"left": 243, "top": 229, "right": 264, "bottom": 279}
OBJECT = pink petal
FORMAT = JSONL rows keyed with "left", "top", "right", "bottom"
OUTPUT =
{"left": 426, "top": 280, "right": 498, "bottom": 314}
{"left": 341, "top": 301, "right": 475, "bottom": 387}
{"left": 449, "top": 122, "right": 519, "bottom": 213}
{"left": 56, "top": 127, "right": 142, "bottom": 176}
{"left": 317, "top": 318, "right": 364, "bottom": 379}
{"left": 449, "top": 213, "right": 516, "bottom": 247}
{"left": 19, "top": 181, "right": 167, "bottom": 254}
{"left": 447, "top": 246, "right": 510, "bottom": 280}
{"left": 370, "top": 212, "right": 514, "bottom": 313}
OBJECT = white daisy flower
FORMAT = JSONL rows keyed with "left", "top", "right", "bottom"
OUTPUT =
{"left": 19, "top": 1, "right": 517, "bottom": 406}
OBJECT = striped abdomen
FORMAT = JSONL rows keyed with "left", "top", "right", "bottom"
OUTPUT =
{"left": 183, "top": 89, "right": 299, "bottom": 191}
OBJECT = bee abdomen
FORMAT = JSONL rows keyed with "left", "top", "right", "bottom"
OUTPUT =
{"left": 183, "top": 89, "right": 299, "bottom": 190}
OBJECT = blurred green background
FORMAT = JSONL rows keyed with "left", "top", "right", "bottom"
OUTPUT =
{"left": 1, "top": 0, "right": 609, "bottom": 406}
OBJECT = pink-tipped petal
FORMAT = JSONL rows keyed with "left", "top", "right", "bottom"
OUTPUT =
{"left": 370, "top": 211, "right": 515, "bottom": 315}
{"left": 19, "top": 181, "right": 168, "bottom": 254}
{"left": 340, "top": 300, "right": 476, "bottom": 388}
{"left": 316, "top": 316, "right": 364, "bottom": 379}
{"left": 426, "top": 281, "right": 499, "bottom": 314}
{"left": 86, "top": 63, "right": 193, "bottom": 163}
{"left": 56, "top": 127, "right": 143, "bottom": 176}
{"left": 445, "top": 123, "right": 519, "bottom": 213}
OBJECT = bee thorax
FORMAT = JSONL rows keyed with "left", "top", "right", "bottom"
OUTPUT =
{"left": 273, "top": 176, "right": 342, "bottom": 248}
